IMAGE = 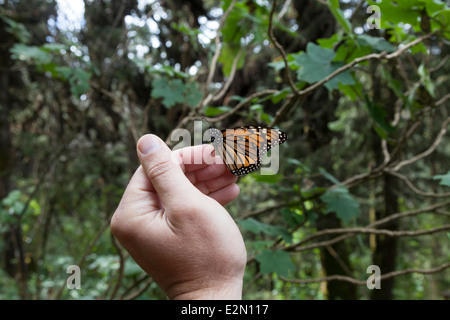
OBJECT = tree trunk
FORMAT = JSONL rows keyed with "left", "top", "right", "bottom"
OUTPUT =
{"left": 316, "top": 213, "right": 357, "bottom": 300}
{"left": 371, "top": 173, "right": 398, "bottom": 299}
{"left": 291, "top": 0, "right": 358, "bottom": 300}
{"left": 370, "top": 62, "right": 399, "bottom": 300}
{"left": 0, "top": 10, "right": 13, "bottom": 200}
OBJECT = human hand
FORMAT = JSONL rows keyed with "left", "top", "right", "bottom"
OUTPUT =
{"left": 111, "top": 134, "right": 247, "bottom": 299}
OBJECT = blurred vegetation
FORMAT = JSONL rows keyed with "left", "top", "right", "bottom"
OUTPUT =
{"left": 0, "top": 0, "right": 449, "bottom": 299}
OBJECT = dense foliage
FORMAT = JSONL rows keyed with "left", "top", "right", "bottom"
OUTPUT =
{"left": 0, "top": 0, "right": 449, "bottom": 299}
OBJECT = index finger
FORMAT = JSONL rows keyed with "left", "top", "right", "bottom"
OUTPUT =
{"left": 174, "top": 144, "right": 217, "bottom": 173}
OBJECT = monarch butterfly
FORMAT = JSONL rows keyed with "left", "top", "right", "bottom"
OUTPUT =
{"left": 204, "top": 125, "right": 288, "bottom": 177}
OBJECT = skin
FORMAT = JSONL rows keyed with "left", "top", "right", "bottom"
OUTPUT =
{"left": 110, "top": 134, "right": 247, "bottom": 299}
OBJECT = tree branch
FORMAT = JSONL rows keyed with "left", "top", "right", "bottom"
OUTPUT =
{"left": 203, "top": 0, "right": 238, "bottom": 97}
{"left": 279, "top": 262, "right": 450, "bottom": 285}
{"left": 108, "top": 233, "right": 127, "bottom": 300}
{"left": 53, "top": 217, "right": 111, "bottom": 299}
{"left": 291, "top": 225, "right": 450, "bottom": 239}
{"left": 385, "top": 169, "right": 450, "bottom": 198}
{"left": 277, "top": 0, "right": 292, "bottom": 20}
{"left": 268, "top": 0, "right": 301, "bottom": 96}
{"left": 123, "top": 277, "right": 154, "bottom": 300}
{"left": 329, "top": 95, "right": 448, "bottom": 191}
{"left": 165, "top": 0, "right": 238, "bottom": 145}
{"left": 204, "top": 89, "right": 279, "bottom": 123}
{"left": 435, "top": 92, "right": 450, "bottom": 107}
{"left": 430, "top": 54, "right": 449, "bottom": 72}
{"left": 286, "top": 200, "right": 450, "bottom": 252}
{"left": 391, "top": 116, "right": 450, "bottom": 171}
{"left": 210, "top": 47, "right": 245, "bottom": 103}
{"left": 296, "top": 33, "right": 434, "bottom": 97}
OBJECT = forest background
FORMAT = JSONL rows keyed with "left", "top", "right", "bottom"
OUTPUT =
{"left": 0, "top": 0, "right": 449, "bottom": 300}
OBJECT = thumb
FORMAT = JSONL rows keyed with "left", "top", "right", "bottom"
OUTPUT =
{"left": 137, "top": 134, "right": 194, "bottom": 207}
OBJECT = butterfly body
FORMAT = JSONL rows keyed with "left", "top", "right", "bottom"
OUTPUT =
{"left": 206, "top": 125, "right": 287, "bottom": 177}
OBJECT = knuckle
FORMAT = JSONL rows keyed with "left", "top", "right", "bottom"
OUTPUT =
{"left": 145, "top": 158, "right": 175, "bottom": 181}
{"left": 110, "top": 205, "right": 134, "bottom": 240}
{"left": 110, "top": 210, "right": 126, "bottom": 238}
{"left": 110, "top": 213, "right": 136, "bottom": 246}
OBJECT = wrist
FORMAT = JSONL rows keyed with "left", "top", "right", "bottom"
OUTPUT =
{"left": 169, "top": 278, "right": 243, "bottom": 300}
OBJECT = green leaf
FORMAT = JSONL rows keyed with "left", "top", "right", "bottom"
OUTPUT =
{"left": 69, "top": 69, "right": 92, "bottom": 97}
{"left": 255, "top": 249, "right": 296, "bottom": 277}
{"left": 10, "top": 44, "right": 51, "bottom": 63}
{"left": 229, "top": 95, "right": 247, "bottom": 102}
{"left": 183, "top": 82, "right": 202, "bottom": 108}
{"left": 319, "top": 168, "right": 341, "bottom": 185}
{"left": 434, "top": 7, "right": 450, "bottom": 39}
{"left": 328, "top": 0, "right": 353, "bottom": 35}
{"left": 0, "top": 14, "right": 31, "bottom": 43}
{"left": 433, "top": 171, "right": 450, "bottom": 187}
{"left": 42, "top": 43, "right": 67, "bottom": 53}
{"left": 367, "top": 0, "right": 446, "bottom": 31}
{"left": 252, "top": 174, "right": 284, "bottom": 184}
{"left": 131, "top": 57, "right": 187, "bottom": 78}
{"left": 260, "top": 112, "right": 272, "bottom": 124}
{"left": 218, "top": 44, "right": 245, "bottom": 76}
{"left": 425, "top": 0, "right": 447, "bottom": 16}
{"left": 338, "top": 81, "right": 362, "bottom": 101}
{"left": 293, "top": 43, "right": 355, "bottom": 91}
{"left": 357, "top": 34, "right": 396, "bottom": 53}
{"left": 373, "top": 125, "right": 388, "bottom": 139}
{"left": 151, "top": 78, "right": 201, "bottom": 108}
{"left": 268, "top": 59, "right": 287, "bottom": 72}
{"left": 221, "top": 1, "right": 249, "bottom": 43}
{"left": 380, "top": 67, "right": 404, "bottom": 98}
{"left": 417, "top": 64, "right": 435, "bottom": 98}
{"left": 321, "top": 187, "right": 361, "bottom": 224}
{"left": 295, "top": 42, "right": 335, "bottom": 65}
{"left": 250, "top": 104, "right": 263, "bottom": 111}
{"left": 334, "top": 38, "right": 371, "bottom": 63}
{"left": 151, "top": 78, "right": 185, "bottom": 108}
{"left": 238, "top": 218, "right": 292, "bottom": 243}
{"left": 1, "top": 190, "right": 22, "bottom": 207}
{"left": 54, "top": 66, "right": 73, "bottom": 81}
{"left": 270, "top": 88, "right": 291, "bottom": 103}
{"left": 367, "top": 0, "right": 417, "bottom": 27}
{"left": 221, "top": 0, "right": 268, "bottom": 45}
{"left": 281, "top": 208, "right": 305, "bottom": 228}
{"left": 12, "top": 202, "right": 25, "bottom": 215}
{"left": 29, "top": 199, "right": 41, "bottom": 216}
{"left": 270, "top": 84, "right": 306, "bottom": 103}
{"left": 204, "top": 106, "right": 231, "bottom": 116}
{"left": 317, "top": 33, "right": 341, "bottom": 49}
{"left": 171, "top": 21, "right": 200, "bottom": 48}
{"left": 364, "top": 96, "right": 396, "bottom": 135}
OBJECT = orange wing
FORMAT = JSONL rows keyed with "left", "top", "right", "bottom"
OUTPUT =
{"left": 209, "top": 126, "right": 287, "bottom": 177}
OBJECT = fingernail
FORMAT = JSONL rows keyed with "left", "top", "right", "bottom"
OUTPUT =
{"left": 138, "top": 135, "right": 160, "bottom": 155}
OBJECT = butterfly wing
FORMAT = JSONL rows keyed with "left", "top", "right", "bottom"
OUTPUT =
{"left": 223, "top": 127, "right": 261, "bottom": 176}
{"left": 212, "top": 126, "right": 287, "bottom": 177}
